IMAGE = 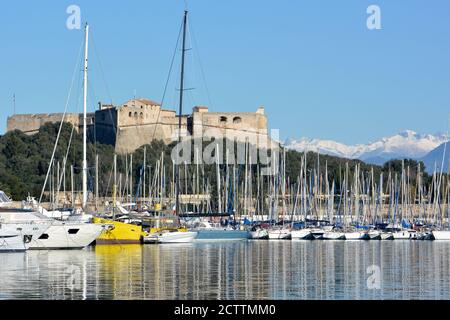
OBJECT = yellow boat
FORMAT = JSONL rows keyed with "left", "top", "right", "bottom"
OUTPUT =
{"left": 93, "top": 217, "right": 144, "bottom": 244}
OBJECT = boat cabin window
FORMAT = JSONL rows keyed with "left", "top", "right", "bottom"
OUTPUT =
{"left": 39, "top": 234, "right": 49, "bottom": 240}
{"left": 68, "top": 229, "right": 80, "bottom": 234}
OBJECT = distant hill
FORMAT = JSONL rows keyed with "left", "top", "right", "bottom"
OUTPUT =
{"left": 421, "top": 141, "right": 450, "bottom": 173}
{"left": 287, "top": 130, "right": 449, "bottom": 166}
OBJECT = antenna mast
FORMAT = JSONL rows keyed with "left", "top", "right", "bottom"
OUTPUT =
{"left": 82, "top": 23, "right": 89, "bottom": 210}
{"left": 176, "top": 11, "right": 188, "bottom": 216}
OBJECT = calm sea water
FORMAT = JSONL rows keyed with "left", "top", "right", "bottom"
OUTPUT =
{"left": 1, "top": 241, "right": 450, "bottom": 300}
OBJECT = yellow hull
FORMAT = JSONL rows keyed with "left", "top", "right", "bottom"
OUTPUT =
{"left": 93, "top": 217, "right": 144, "bottom": 244}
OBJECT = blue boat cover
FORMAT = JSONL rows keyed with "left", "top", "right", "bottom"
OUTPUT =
{"left": 401, "top": 219, "right": 411, "bottom": 229}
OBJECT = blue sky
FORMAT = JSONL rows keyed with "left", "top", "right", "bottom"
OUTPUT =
{"left": 0, "top": 0, "right": 449, "bottom": 144}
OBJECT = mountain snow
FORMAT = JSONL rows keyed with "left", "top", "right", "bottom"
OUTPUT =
{"left": 286, "top": 130, "right": 449, "bottom": 165}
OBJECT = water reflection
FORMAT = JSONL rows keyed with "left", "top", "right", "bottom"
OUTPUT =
{"left": 1, "top": 242, "right": 450, "bottom": 299}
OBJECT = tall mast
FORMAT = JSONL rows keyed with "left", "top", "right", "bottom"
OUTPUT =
{"left": 82, "top": 23, "right": 89, "bottom": 210}
{"left": 176, "top": 11, "right": 188, "bottom": 216}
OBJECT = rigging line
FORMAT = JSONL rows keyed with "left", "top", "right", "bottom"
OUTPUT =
{"left": 149, "top": 17, "right": 183, "bottom": 142}
{"left": 90, "top": 29, "right": 118, "bottom": 139}
{"left": 87, "top": 81, "right": 99, "bottom": 154}
{"left": 188, "top": 17, "right": 213, "bottom": 109}
{"left": 55, "top": 122, "right": 76, "bottom": 203}
{"left": 103, "top": 161, "right": 113, "bottom": 199}
{"left": 90, "top": 29, "right": 114, "bottom": 105}
{"left": 185, "top": 22, "right": 197, "bottom": 108}
{"left": 39, "top": 36, "right": 84, "bottom": 205}
{"left": 71, "top": 65, "right": 84, "bottom": 172}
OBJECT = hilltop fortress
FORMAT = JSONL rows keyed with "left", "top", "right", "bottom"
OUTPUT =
{"left": 7, "top": 98, "right": 272, "bottom": 154}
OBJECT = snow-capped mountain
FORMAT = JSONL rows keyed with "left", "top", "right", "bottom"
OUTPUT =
{"left": 286, "top": 130, "right": 449, "bottom": 165}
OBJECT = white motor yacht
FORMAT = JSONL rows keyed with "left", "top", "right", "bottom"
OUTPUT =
{"left": 0, "top": 191, "right": 52, "bottom": 249}
{"left": 0, "top": 224, "right": 26, "bottom": 252}
{"left": 23, "top": 197, "right": 110, "bottom": 250}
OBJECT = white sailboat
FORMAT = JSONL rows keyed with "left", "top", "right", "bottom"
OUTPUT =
{"left": 291, "top": 228, "right": 314, "bottom": 240}
{"left": 432, "top": 230, "right": 450, "bottom": 240}
{"left": 28, "top": 24, "right": 110, "bottom": 250}
{"left": 144, "top": 11, "right": 199, "bottom": 245}
{"left": 322, "top": 230, "right": 345, "bottom": 240}
{"left": 344, "top": 230, "right": 370, "bottom": 240}
{"left": 249, "top": 226, "right": 269, "bottom": 239}
{"left": 310, "top": 228, "right": 325, "bottom": 239}
{"left": 268, "top": 227, "right": 291, "bottom": 240}
{"left": 367, "top": 230, "right": 381, "bottom": 240}
{"left": 380, "top": 232, "right": 394, "bottom": 240}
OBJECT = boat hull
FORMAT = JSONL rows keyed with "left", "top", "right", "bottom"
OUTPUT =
{"left": 268, "top": 229, "right": 291, "bottom": 240}
{"left": 322, "top": 232, "right": 345, "bottom": 240}
{"left": 2, "top": 222, "right": 51, "bottom": 249}
{"left": 291, "top": 229, "right": 314, "bottom": 240}
{"left": 0, "top": 228, "right": 26, "bottom": 252}
{"left": 310, "top": 229, "right": 325, "bottom": 240}
{"left": 93, "top": 218, "right": 143, "bottom": 244}
{"left": 344, "top": 232, "right": 370, "bottom": 240}
{"left": 250, "top": 229, "right": 269, "bottom": 240}
{"left": 381, "top": 232, "right": 394, "bottom": 240}
{"left": 368, "top": 230, "right": 381, "bottom": 240}
{"left": 432, "top": 231, "right": 450, "bottom": 240}
{"left": 142, "top": 234, "right": 159, "bottom": 244}
{"left": 417, "top": 232, "right": 434, "bottom": 240}
{"left": 393, "top": 230, "right": 418, "bottom": 240}
{"left": 30, "top": 222, "right": 107, "bottom": 249}
{"left": 158, "top": 231, "right": 197, "bottom": 243}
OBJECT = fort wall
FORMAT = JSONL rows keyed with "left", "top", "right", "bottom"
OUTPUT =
{"left": 6, "top": 98, "right": 273, "bottom": 154}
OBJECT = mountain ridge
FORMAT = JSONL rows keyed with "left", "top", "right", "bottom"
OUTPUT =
{"left": 286, "top": 130, "right": 449, "bottom": 167}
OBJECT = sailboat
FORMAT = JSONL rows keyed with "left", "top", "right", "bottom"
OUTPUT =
{"left": 144, "top": 11, "right": 198, "bottom": 244}
{"left": 20, "top": 24, "right": 113, "bottom": 249}
{"left": 431, "top": 144, "right": 450, "bottom": 240}
{"left": 191, "top": 143, "right": 250, "bottom": 241}
{"left": 94, "top": 155, "right": 144, "bottom": 244}
{"left": 50, "top": 24, "right": 143, "bottom": 245}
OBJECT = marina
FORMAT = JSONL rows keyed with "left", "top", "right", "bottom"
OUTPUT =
{"left": 1, "top": 241, "right": 450, "bottom": 300}
{"left": 1, "top": 2, "right": 450, "bottom": 307}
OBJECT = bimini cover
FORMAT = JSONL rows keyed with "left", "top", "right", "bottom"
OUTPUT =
{"left": 401, "top": 219, "right": 411, "bottom": 229}
{"left": 0, "top": 191, "right": 12, "bottom": 205}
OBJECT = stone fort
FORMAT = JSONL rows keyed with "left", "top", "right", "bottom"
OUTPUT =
{"left": 7, "top": 98, "right": 271, "bottom": 154}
